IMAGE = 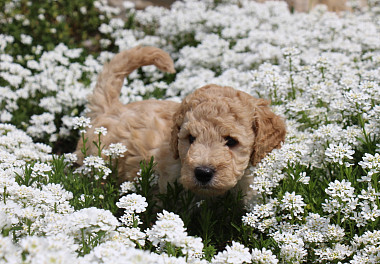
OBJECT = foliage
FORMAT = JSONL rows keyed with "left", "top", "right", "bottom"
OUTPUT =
{"left": 0, "top": 0, "right": 118, "bottom": 57}
{"left": 0, "top": 0, "right": 379, "bottom": 263}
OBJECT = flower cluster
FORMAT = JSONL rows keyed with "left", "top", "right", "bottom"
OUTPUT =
{"left": 73, "top": 116, "right": 93, "bottom": 133}
{"left": 323, "top": 179, "right": 380, "bottom": 227}
{"left": 146, "top": 210, "right": 204, "bottom": 260}
{"left": 117, "top": 193, "right": 148, "bottom": 214}
{"left": 103, "top": 143, "right": 128, "bottom": 158}
{"left": 0, "top": 0, "right": 379, "bottom": 263}
{"left": 359, "top": 152, "right": 380, "bottom": 177}
{"left": 77, "top": 155, "right": 112, "bottom": 180}
{"left": 325, "top": 143, "right": 355, "bottom": 165}
{"left": 212, "top": 241, "right": 251, "bottom": 264}
{"left": 251, "top": 248, "right": 279, "bottom": 264}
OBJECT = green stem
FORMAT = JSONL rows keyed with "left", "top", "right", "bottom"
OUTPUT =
{"left": 336, "top": 209, "right": 342, "bottom": 226}
{"left": 81, "top": 229, "right": 88, "bottom": 254}
{"left": 288, "top": 56, "right": 296, "bottom": 99}
{"left": 97, "top": 134, "right": 102, "bottom": 157}
{"left": 3, "top": 187, "right": 6, "bottom": 204}
{"left": 81, "top": 132, "right": 87, "bottom": 157}
{"left": 320, "top": 67, "right": 325, "bottom": 80}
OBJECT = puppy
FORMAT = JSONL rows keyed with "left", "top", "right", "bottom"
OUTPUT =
{"left": 75, "top": 46, "right": 286, "bottom": 199}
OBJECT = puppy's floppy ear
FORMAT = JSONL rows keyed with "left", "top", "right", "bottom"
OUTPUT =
{"left": 170, "top": 107, "right": 184, "bottom": 159}
{"left": 251, "top": 98, "right": 286, "bottom": 166}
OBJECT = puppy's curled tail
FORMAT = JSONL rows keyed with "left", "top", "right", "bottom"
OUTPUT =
{"left": 87, "top": 46, "right": 175, "bottom": 118}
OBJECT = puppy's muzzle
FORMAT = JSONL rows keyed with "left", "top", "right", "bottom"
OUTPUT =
{"left": 194, "top": 166, "right": 215, "bottom": 184}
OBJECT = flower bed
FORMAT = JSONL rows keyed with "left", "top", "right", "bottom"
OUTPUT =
{"left": 0, "top": 0, "right": 379, "bottom": 263}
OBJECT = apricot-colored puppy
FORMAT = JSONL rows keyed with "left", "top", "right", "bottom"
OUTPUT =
{"left": 75, "top": 46, "right": 286, "bottom": 199}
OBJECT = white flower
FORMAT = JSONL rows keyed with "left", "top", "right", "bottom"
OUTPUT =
{"left": 31, "top": 162, "right": 52, "bottom": 178}
{"left": 20, "top": 34, "right": 32, "bottom": 45}
{"left": 352, "top": 230, "right": 380, "bottom": 247}
{"left": 176, "top": 235, "right": 204, "bottom": 260}
{"left": 83, "top": 242, "right": 157, "bottom": 263}
{"left": 83, "top": 155, "right": 105, "bottom": 167}
{"left": 117, "top": 226, "right": 146, "bottom": 246}
{"left": 120, "top": 181, "right": 136, "bottom": 194}
{"left": 299, "top": 229, "right": 325, "bottom": 244}
{"left": 0, "top": 212, "right": 12, "bottom": 230}
{"left": 325, "top": 143, "right": 355, "bottom": 165}
{"left": 100, "top": 38, "right": 112, "bottom": 48}
{"left": 314, "top": 243, "right": 353, "bottom": 262}
{"left": 250, "top": 175, "right": 277, "bottom": 195}
{"left": 94, "top": 126, "right": 107, "bottom": 135}
{"left": 0, "top": 110, "right": 12, "bottom": 122}
{"left": 280, "top": 192, "right": 306, "bottom": 220}
{"left": 272, "top": 231, "right": 304, "bottom": 247}
{"left": 26, "top": 113, "right": 56, "bottom": 138}
{"left": 282, "top": 47, "right": 301, "bottom": 57}
{"left": 345, "top": 89, "right": 371, "bottom": 111}
{"left": 103, "top": 143, "right": 128, "bottom": 158}
{"left": 119, "top": 212, "right": 141, "bottom": 227}
{"left": 79, "top": 155, "right": 111, "bottom": 179}
{"left": 298, "top": 172, "right": 310, "bottom": 184}
{"left": 19, "top": 235, "right": 78, "bottom": 263}
{"left": 322, "top": 179, "right": 365, "bottom": 224}
{"left": 359, "top": 153, "right": 380, "bottom": 177}
{"left": 116, "top": 193, "right": 148, "bottom": 214}
{"left": 80, "top": 6, "right": 87, "bottom": 14}
{"left": 123, "top": 1, "right": 135, "bottom": 9}
{"left": 358, "top": 200, "right": 380, "bottom": 222}
{"left": 251, "top": 247, "right": 279, "bottom": 264}
{"left": 242, "top": 200, "right": 277, "bottom": 232}
{"left": 63, "top": 153, "right": 77, "bottom": 164}
{"left": 325, "top": 179, "right": 355, "bottom": 202}
{"left": 242, "top": 212, "right": 260, "bottom": 228}
{"left": 212, "top": 241, "right": 251, "bottom": 264}
{"left": 99, "top": 23, "right": 113, "bottom": 34}
{"left": 326, "top": 224, "right": 345, "bottom": 242}
{"left": 73, "top": 116, "right": 92, "bottom": 132}
{"left": 314, "top": 56, "right": 330, "bottom": 69}
{"left": 279, "top": 243, "right": 307, "bottom": 264}
{"left": 358, "top": 185, "right": 380, "bottom": 202}
{"left": 0, "top": 235, "right": 21, "bottom": 262}
{"left": 146, "top": 210, "right": 187, "bottom": 247}
{"left": 44, "top": 207, "right": 119, "bottom": 237}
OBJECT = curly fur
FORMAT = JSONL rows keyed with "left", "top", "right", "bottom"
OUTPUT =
{"left": 75, "top": 46, "right": 286, "bottom": 200}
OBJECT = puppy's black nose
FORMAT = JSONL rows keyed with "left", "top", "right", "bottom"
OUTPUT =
{"left": 194, "top": 166, "right": 215, "bottom": 184}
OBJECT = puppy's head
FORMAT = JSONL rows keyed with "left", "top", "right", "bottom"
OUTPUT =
{"left": 171, "top": 85, "right": 286, "bottom": 196}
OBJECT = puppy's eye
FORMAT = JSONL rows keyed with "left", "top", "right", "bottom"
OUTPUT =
{"left": 189, "top": 135, "right": 196, "bottom": 144}
{"left": 225, "top": 136, "right": 238, "bottom": 147}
